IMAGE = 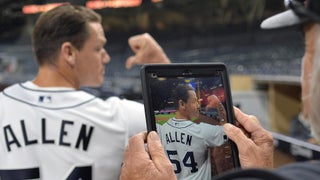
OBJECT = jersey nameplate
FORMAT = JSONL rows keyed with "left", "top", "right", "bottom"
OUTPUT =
{"left": 3, "top": 118, "right": 94, "bottom": 152}
{"left": 165, "top": 131, "right": 192, "bottom": 146}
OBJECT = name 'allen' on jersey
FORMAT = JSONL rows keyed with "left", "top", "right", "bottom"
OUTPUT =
{"left": 3, "top": 118, "right": 94, "bottom": 152}
{"left": 165, "top": 131, "right": 192, "bottom": 146}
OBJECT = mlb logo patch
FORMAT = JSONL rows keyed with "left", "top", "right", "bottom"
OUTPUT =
{"left": 38, "top": 95, "right": 52, "bottom": 103}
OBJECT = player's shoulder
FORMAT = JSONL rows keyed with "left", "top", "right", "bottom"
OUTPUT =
{"left": 1, "top": 82, "right": 97, "bottom": 109}
{"left": 165, "top": 118, "right": 194, "bottom": 128}
{"left": 105, "top": 96, "right": 143, "bottom": 109}
{"left": 1, "top": 83, "right": 19, "bottom": 98}
{"left": 198, "top": 122, "right": 222, "bottom": 129}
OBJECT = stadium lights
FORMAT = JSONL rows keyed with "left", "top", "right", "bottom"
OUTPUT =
{"left": 22, "top": 0, "right": 163, "bottom": 14}
{"left": 86, "top": 0, "right": 141, "bottom": 9}
{"left": 22, "top": 3, "right": 64, "bottom": 14}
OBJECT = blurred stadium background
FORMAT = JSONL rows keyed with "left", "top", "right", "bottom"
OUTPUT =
{"left": 0, "top": 0, "right": 303, "bottom": 100}
{"left": 3, "top": 0, "right": 317, "bottom": 167}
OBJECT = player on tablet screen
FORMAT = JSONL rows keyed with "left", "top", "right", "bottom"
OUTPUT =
{"left": 156, "top": 84, "right": 228, "bottom": 180}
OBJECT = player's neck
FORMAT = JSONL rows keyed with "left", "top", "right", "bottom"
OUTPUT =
{"left": 33, "top": 65, "right": 79, "bottom": 89}
{"left": 175, "top": 112, "right": 189, "bottom": 120}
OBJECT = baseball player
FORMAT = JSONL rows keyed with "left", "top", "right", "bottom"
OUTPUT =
{"left": 157, "top": 84, "right": 228, "bottom": 180}
{"left": 0, "top": 4, "right": 169, "bottom": 180}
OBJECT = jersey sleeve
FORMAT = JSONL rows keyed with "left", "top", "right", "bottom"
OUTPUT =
{"left": 199, "top": 122, "right": 227, "bottom": 147}
{"left": 115, "top": 98, "right": 147, "bottom": 137}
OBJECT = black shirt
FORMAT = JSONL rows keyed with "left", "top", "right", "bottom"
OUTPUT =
{"left": 213, "top": 160, "right": 320, "bottom": 180}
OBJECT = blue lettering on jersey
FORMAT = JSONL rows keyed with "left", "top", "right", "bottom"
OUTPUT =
{"left": 75, "top": 124, "right": 94, "bottom": 151}
{"left": 3, "top": 118, "right": 94, "bottom": 152}
{"left": 3, "top": 125, "right": 21, "bottom": 151}
{"left": 59, "top": 120, "right": 74, "bottom": 147}
{"left": 42, "top": 118, "right": 54, "bottom": 144}
{"left": 165, "top": 131, "right": 192, "bottom": 146}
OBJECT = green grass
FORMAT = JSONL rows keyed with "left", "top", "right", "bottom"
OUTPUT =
{"left": 155, "top": 114, "right": 175, "bottom": 125}
{"left": 155, "top": 113, "right": 197, "bottom": 125}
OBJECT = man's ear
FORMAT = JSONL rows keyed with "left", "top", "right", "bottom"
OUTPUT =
{"left": 178, "top": 100, "right": 186, "bottom": 110}
{"left": 61, "top": 42, "right": 76, "bottom": 66}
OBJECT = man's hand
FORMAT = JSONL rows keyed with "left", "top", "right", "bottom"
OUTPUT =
{"left": 126, "top": 33, "right": 171, "bottom": 69}
{"left": 120, "top": 131, "right": 176, "bottom": 180}
{"left": 223, "top": 107, "right": 274, "bottom": 169}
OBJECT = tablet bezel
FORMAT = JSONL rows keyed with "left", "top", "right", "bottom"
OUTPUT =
{"left": 140, "top": 63, "right": 240, "bottom": 173}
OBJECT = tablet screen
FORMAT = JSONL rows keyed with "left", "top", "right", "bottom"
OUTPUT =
{"left": 140, "top": 63, "right": 240, "bottom": 178}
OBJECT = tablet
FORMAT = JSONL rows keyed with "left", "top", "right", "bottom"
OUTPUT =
{"left": 140, "top": 63, "right": 240, "bottom": 178}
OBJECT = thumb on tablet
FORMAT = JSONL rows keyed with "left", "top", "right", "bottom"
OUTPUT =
{"left": 147, "top": 131, "right": 175, "bottom": 177}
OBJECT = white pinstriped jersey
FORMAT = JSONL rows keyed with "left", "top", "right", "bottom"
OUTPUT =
{"left": 0, "top": 81, "right": 146, "bottom": 180}
{"left": 157, "top": 118, "right": 227, "bottom": 180}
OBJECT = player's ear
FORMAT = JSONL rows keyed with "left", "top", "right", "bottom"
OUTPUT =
{"left": 179, "top": 100, "right": 186, "bottom": 110}
{"left": 61, "top": 42, "right": 76, "bottom": 66}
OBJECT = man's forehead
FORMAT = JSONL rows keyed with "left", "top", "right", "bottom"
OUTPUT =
{"left": 89, "top": 22, "right": 106, "bottom": 42}
{"left": 188, "top": 90, "right": 197, "bottom": 97}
